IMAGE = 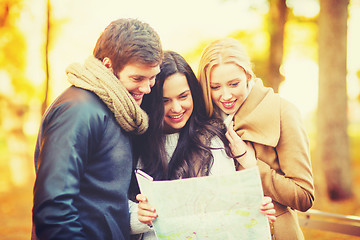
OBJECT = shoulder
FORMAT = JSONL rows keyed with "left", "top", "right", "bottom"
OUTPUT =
{"left": 278, "top": 98, "right": 308, "bottom": 141}
{"left": 208, "top": 118, "right": 226, "bottom": 130}
{"left": 42, "top": 86, "right": 114, "bottom": 134}
{"left": 47, "top": 86, "right": 109, "bottom": 118}
{"left": 56, "top": 86, "right": 108, "bottom": 113}
{"left": 190, "top": 119, "right": 225, "bottom": 146}
{"left": 210, "top": 135, "right": 226, "bottom": 148}
{"left": 279, "top": 98, "right": 303, "bottom": 123}
{"left": 196, "top": 118, "right": 226, "bottom": 142}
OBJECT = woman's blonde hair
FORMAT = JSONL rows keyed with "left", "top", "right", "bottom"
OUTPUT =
{"left": 198, "top": 38, "right": 255, "bottom": 117}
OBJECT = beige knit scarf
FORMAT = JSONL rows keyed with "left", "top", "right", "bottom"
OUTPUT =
{"left": 66, "top": 56, "right": 148, "bottom": 135}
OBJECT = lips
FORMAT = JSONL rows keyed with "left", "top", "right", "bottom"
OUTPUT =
{"left": 131, "top": 93, "right": 144, "bottom": 101}
{"left": 221, "top": 100, "right": 236, "bottom": 109}
{"left": 168, "top": 113, "right": 185, "bottom": 122}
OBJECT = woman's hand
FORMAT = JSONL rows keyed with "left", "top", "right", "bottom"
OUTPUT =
{"left": 260, "top": 196, "right": 276, "bottom": 223}
{"left": 136, "top": 194, "right": 158, "bottom": 226}
{"left": 225, "top": 122, "right": 256, "bottom": 168}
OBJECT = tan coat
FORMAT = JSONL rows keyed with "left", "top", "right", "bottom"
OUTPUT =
{"left": 233, "top": 79, "right": 315, "bottom": 240}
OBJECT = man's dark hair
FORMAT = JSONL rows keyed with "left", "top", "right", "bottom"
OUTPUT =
{"left": 93, "top": 18, "right": 163, "bottom": 75}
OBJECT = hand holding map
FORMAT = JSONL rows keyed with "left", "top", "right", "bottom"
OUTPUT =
{"left": 136, "top": 167, "right": 272, "bottom": 240}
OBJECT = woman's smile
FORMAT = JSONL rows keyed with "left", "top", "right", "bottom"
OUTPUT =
{"left": 221, "top": 100, "right": 237, "bottom": 109}
{"left": 167, "top": 112, "right": 185, "bottom": 122}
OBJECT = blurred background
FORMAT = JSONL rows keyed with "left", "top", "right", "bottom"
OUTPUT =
{"left": 0, "top": 0, "right": 359, "bottom": 239}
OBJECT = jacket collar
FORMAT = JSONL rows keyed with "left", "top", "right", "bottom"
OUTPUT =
{"left": 233, "top": 79, "right": 280, "bottom": 147}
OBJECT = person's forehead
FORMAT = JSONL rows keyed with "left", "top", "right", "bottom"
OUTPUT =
{"left": 163, "top": 73, "right": 190, "bottom": 97}
{"left": 210, "top": 63, "right": 245, "bottom": 82}
{"left": 121, "top": 62, "right": 160, "bottom": 76}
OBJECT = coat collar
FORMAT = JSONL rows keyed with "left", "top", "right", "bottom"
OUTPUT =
{"left": 233, "top": 79, "right": 281, "bottom": 147}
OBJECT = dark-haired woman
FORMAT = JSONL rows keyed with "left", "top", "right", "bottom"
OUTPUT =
{"left": 129, "top": 51, "right": 275, "bottom": 240}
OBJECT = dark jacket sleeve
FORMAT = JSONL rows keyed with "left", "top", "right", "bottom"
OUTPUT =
{"left": 33, "top": 98, "right": 105, "bottom": 239}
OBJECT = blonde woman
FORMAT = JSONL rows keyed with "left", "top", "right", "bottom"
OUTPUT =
{"left": 198, "top": 38, "right": 314, "bottom": 240}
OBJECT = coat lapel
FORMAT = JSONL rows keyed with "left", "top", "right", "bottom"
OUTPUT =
{"left": 233, "top": 79, "right": 281, "bottom": 147}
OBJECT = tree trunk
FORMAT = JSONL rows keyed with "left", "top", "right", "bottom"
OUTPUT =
{"left": 318, "top": 0, "right": 352, "bottom": 200}
{"left": 268, "top": 0, "right": 287, "bottom": 93}
{"left": 41, "top": 0, "right": 50, "bottom": 115}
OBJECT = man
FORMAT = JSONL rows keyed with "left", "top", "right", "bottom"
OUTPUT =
{"left": 32, "top": 18, "right": 163, "bottom": 239}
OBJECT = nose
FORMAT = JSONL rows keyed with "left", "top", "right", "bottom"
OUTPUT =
{"left": 170, "top": 100, "right": 182, "bottom": 113}
{"left": 139, "top": 80, "right": 153, "bottom": 94}
{"left": 221, "top": 87, "right": 232, "bottom": 100}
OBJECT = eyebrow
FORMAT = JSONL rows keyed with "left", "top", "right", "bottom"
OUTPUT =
{"left": 211, "top": 78, "right": 241, "bottom": 84}
{"left": 129, "top": 74, "right": 157, "bottom": 79}
{"left": 178, "top": 90, "right": 190, "bottom": 96}
{"left": 163, "top": 90, "right": 190, "bottom": 99}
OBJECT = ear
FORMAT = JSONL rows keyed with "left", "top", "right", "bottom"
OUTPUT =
{"left": 246, "top": 72, "right": 252, "bottom": 82}
{"left": 102, "top": 57, "right": 112, "bottom": 69}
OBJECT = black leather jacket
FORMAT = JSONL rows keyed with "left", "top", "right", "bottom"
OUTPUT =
{"left": 33, "top": 86, "right": 132, "bottom": 239}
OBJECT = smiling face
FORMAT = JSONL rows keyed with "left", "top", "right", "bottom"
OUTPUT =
{"left": 209, "top": 63, "right": 249, "bottom": 115}
{"left": 101, "top": 55, "right": 160, "bottom": 106}
{"left": 116, "top": 62, "right": 160, "bottom": 105}
{"left": 162, "top": 73, "right": 193, "bottom": 134}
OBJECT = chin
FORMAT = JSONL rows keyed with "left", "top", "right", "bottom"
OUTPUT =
{"left": 221, "top": 108, "right": 232, "bottom": 115}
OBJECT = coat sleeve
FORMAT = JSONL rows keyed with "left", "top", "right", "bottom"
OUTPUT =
{"left": 128, "top": 200, "right": 152, "bottom": 235}
{"left": 257, "top": 99, "right": 315, "bottom": 212}
{"left": 33, "top": 100, "right": 103, "bottom": 239}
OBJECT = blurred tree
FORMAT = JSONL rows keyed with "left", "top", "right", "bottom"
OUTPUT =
{"left": 0, "top": 0, "right": 33, "bottom": 187}
{"left": 318, "top": 0, "right": 352, "bottom": 200}
{"left": 267, "top": 0, "right": 287, "bottom": 93}
{"left": 0, "top": 0, "right": 32, "bottom": 95}
{"left": 357, "top": 69, "right": 360, "bottom": 102}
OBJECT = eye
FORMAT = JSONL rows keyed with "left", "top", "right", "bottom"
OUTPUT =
{"left": 132, "top": 76, "right": 144, "bottom": 81}
{"left": 210, "top": 86, "right": 219, "bottom": 90}
{"left": 230, "top": 82, "right": 239, "bottom": 87}
{"left": 179, "top": 93, "right": 189, "bottom": 99}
